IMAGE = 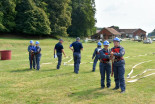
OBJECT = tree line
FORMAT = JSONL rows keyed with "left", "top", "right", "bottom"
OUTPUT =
{"left": 148, "top": 29, "right": 155, "bottom": 38}
{"left": 0, "top": 0, "right": 96, "bottom": 37}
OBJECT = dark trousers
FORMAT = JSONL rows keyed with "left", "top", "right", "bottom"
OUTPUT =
{"left": 35, "top": 54, "right": 41, "bottom": 70}
{"left": 57, "top": 53, "right": 62, "bottom": 69}
{"left": 93, "top": 57, "right": 99, "bottom": 71}
{"left": 100, "top": 62, "right": 111, "bottom": 87}
{"left": 29, "top": 54, "right": 35, "bottom": 69}
{"left": 73, "top": 52, "right": 81, "bottom": 73}
{"left": 113, "top": 64, "right": 126, "bottom": 91}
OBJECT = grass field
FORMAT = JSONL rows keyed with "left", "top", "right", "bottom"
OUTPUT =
{"left": 0, "top": 36, "right": 155, "bottom": 104}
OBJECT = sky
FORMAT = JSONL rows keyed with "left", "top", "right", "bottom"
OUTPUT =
{"left": 95, "top": 0, "right": 155, "bottom": 33}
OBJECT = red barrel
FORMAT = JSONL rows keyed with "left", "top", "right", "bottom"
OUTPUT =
{"left": 0, "top": 50, "right": 12, "bottom": 60}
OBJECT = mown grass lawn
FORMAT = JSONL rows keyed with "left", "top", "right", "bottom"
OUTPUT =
{"left": 0, "top": 36, "right": 155, "bottom": 104}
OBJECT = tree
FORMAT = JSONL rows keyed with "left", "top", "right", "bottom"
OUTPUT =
{"left": 68, "top": 0, "right": 96, "bottom": 37}
{"left": 0, "top": 0, "right": 16, "bottom": 32}
{"left": 45, "top": 0, "right": 72, "bottom": 36}
{"left": 148, "top": 29, "right": 155, "bottom": 37}
{"left": 0, "top": 6, "right": 6, "bottom": 32}
{"left": 16, "top": 0, "right": 51, "bottom": 35}
{"left": 0, "top": 0, "right": 96, "bottom": 37}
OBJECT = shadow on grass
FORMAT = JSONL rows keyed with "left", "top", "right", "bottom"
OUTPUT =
{"left": 10, "top": 68, "right": 31, "bottom": 73}
{"left": 41, "top": 69, "right": 57, "bottom": 72}
{"left": 10, "top": 68, "right": 58, "bottom": 73}
{"left": 81, "top": 71, "right": 93, "bottom": 74}
{"left": 47, "top": 72, "right": 74, "bottom": 77}
{"left": 69, "top": 87, "right": 112, "bottom": 101}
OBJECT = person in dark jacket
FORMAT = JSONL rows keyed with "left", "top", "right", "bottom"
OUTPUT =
{"left": 34, "top": 41, "right": 41, "bottom": 71}
{"left": 99, "top": 41, "right": 111, "bottom": 89}
{"left": 28, "top": 40, "right": 35, "bottom": 70}
{"left": 54, "top": 39, "right": 66, "bottom": 69}
{"left": 69, "top": 37, "right": 83, "bottom": 74}
{"left": 110, "top": 37, "right": 126, "bottom": 93}
{"left": 92, "top": 42, "right": 102, "bottom": 72}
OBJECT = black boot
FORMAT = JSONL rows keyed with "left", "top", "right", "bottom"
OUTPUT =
{"left": 121, "top": 91, "right": 125, "bottom": 93}
{"left": 113, "top": 87, "right": 119, "bottom": 90}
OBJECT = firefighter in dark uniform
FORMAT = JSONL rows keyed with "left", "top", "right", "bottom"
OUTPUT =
{"left": 92, "top": 42, "right": 102, "bottom": 72}
{"left": 34, "top": 41, "right": 41, "bottom": 71}
{"left": 28, "top": 40, "right": 35, "bottom": 70}
{"left": 110, "top": 37, "right": 126, "bottom": 93}
{"left": 69, "top": 37, "right": 83, "bottom": 74}
{"left": 54, "top": 39, "right": 66, "bottom": 69}
{"left": 99, "top": 41, "right": 111, "bottom": 89}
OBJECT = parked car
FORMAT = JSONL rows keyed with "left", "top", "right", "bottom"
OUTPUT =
{"left": 143, "top": 38, "right": 152, "bottom": 44}
{"left": 153, "top": 38, "right": 155, "bottom": 41}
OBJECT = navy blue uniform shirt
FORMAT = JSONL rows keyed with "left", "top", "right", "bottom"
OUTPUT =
{"left": 35, "top": 46, "right": 41, "bottom": 54}
{"left": 92, "top": 46, "right": 102, "bottom": 59}
{"left": 70, "top": 41, "right": 83, "bottom": 53}
{"left": 55, "top": 42, "right": 64, "bottom": 53}
{"left": 28, "top": 45, "right": 35, "bottom": 54}
{"left": 99, "top": 48, "right": 111, "bottom": 60}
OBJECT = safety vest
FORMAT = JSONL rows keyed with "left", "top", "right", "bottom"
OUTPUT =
{"left": 112, "top": 47, "right": 124, "bottom": 60}
{"left": 102, "top": 51, "right": 109, "bottom": 62}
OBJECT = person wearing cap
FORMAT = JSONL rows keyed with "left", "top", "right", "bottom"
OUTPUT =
{"left": 92, "top": 42, "right": 102, "bottom": 72}
{"left": 34, "top": 41, "right": 42, "bottom": 71}
{"left": 110, "top": 37, "right": 126, "bottom": 93}
{"left": 69, "top": 37, "right": 83, "bottom": 74}
{"left": 54, "top": 39, "right": 66, "bottom": 69}
{"left": 28, "top": 40, "right": 36, "bottom": 69}
{"left": 99, "top": 40, "right": 111, "bottom": 89}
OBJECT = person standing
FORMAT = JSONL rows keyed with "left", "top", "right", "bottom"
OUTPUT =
{"left": 28, "top": 40, "right": 35, "bottom": 70}
{"left": 99, "top": 41, "right": 111, "bottom": 89}
{"left": 69, "top": 37, "right": 83, "bottom": 74}
{"left": 110, "top": 37, "right": 126, "bottom": 93}
{"left": 92, "top": 42, "right": 102, "bottom": 72}
{"left": 54, "top": 39, "right": 66, "bottom": 69}
{"left": 35, "top": 41, "right": 42, "bottom": 71}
